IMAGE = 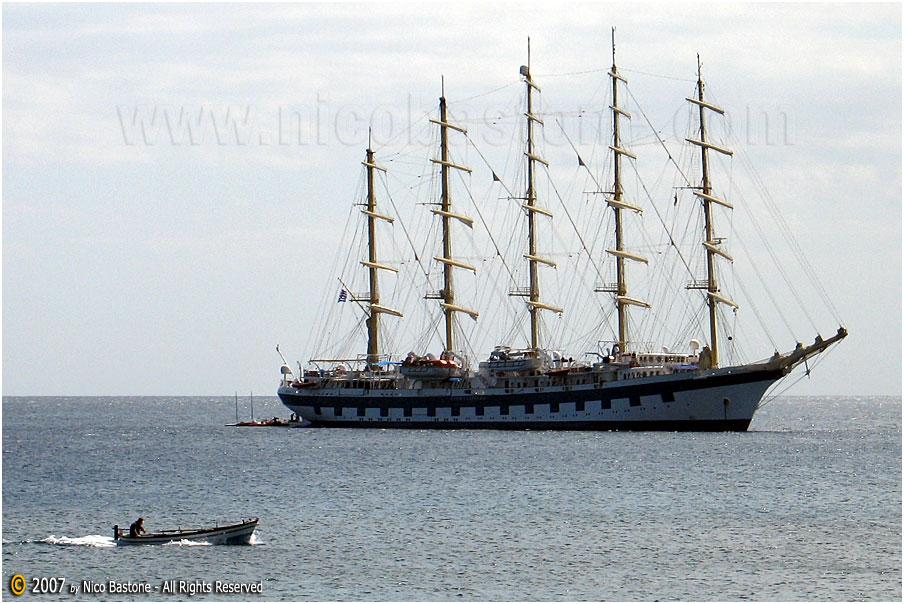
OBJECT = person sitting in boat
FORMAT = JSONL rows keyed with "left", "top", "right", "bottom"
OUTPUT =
{"left": 129, "top": 517, "right": 146, "bottom": 538}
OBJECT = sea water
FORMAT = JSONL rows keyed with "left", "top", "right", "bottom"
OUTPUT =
{"left": 2, "top": 395, "right": 900, "bottom": 601}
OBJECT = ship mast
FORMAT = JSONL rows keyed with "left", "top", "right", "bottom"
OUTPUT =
{"left": 428, "top": 83, "right": 478, "bottom": 353}
{"left": 361, "top": 139, "right": 402, "bottom": 368}
{"left": 517, "top": 39, "right": 561, "bottom": 350}
{"left": 686, "top": 55, "right": 736, "bottom": 368}
{"left": 601, "top": 27, "right": 648, "bottom": 353}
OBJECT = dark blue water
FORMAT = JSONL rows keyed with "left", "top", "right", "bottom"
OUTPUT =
{"left": 2, "top": 395, "right": 900, "bottom": 601}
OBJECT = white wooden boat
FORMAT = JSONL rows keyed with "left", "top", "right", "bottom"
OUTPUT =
{"left": 113, "top": 518, "right": 258, "bottom": 545}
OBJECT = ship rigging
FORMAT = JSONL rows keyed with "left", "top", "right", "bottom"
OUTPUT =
{"left": 277, "top": 33, "right": 847, "bottom": 430}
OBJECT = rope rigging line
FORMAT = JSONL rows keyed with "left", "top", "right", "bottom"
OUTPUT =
{"left": 304, "top": 180, "right": 363, "bottom": 361}
{"left": 378, "top": 170, "right": 430, "bottom": 278}
{"left": 459, "top": 130, "right": 523, "bottom": 289}
{"left": 421, "top": 110, "right": 527, "bottom": 348}
{"left": 724, "top": 121, "right": 843, "bottom": 326}
{"left": 380, "top": 136, "right": 484, "bottom": 355}
{"left": 550, "top": 120, "right": 612, "bottom": 295}
{"left": 728, "top": 217, "right": 797, "bottom": 341}
{"left": 621, "top": 85, "right": 710, "bottom": 316}
{"left": 625, "top": 85, "right": 694, "bottom": 187}
{"left": 621, "top": 67, "right": 696, "bottom": 83}
{"left": 622, "top": 80, "right": 814, "bottom": 350}
{"left": 556, "top": 103, "right": 714, "bottom": 350}
{"left": 732, "top": 185, "right": 821, "bottom": 335}
{"left": 449, "top": 79, "right": 520, "bottom": 104}
{"left": 729, "top": 253, "right": 781, "bottom": 351}
{"left": 624, "top": 141, "right": 709, "bottom": 340}
{"left": 758, "top": 343, "right": 838, "bottom": 409}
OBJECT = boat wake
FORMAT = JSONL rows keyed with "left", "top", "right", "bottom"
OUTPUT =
{"left": 159, "top": 534, "right": 262, "bottom": 546}
{"left": 37, "top": 535, "right": 115, "bottom": 548}
{"left": 162, "top": 539, "right": 211, "bottom": 546}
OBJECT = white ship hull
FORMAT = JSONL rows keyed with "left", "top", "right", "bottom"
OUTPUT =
{"left": 278, "top": 365, "right": 783, "bottom": 431}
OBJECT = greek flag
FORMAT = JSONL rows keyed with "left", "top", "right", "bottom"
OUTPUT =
{"left": 337, "top": 288, "right": 348, "bottom": 302}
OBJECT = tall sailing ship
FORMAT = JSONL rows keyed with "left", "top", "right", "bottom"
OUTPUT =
{"left": 277, "top": 34, "right": 846, "bottom": 430}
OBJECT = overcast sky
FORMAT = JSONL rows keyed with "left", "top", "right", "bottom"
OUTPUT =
{"left": 3, "top": 3, "right": 901, "bottom": 396}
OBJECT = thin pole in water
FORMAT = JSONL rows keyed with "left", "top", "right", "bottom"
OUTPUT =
{"left": 234, "top": 392, "right": 239, "bottom": 423}
{"left": 250, "top": 391, "right": 254, "bottom": 422}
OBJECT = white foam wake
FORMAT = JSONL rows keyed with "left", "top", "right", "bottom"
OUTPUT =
{"left": 162, "top": 539, "right": 211, "bottom": 546}
{"left": 38, "top": 535, "right": 115, "bottom": 548}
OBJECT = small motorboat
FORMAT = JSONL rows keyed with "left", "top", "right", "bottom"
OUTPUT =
{"left": 113, "top": 518, "right": 258, "bottom": 545}
{"left": 234, "top": 417, "right": 289, "bottom": 427}
{"left": 227, "top": 414, "right": 309, "bottom": 427}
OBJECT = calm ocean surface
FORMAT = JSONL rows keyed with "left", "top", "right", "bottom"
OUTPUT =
{"left": 2, "top": 395, "right": 900, "bottom": 601}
